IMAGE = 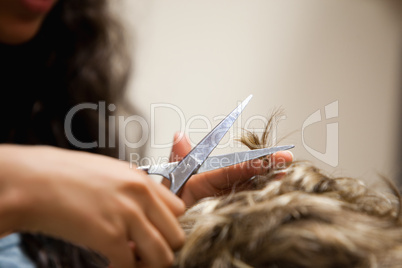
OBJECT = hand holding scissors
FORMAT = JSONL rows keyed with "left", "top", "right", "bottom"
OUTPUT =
{"left": 138, "top": 95, "right": 294, "bottom": 204}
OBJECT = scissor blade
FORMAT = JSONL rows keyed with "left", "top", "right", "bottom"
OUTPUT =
{"left": 198, "top": 145, "right": 294, "bottom": 173}
{"left": 137, "top": 145, "right": 294, "bottom": 178}
{"left": 169, "top": 95, "right": 253, "bottom": 194}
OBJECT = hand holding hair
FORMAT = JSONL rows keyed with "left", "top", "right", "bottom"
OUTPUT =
{"left": 166, "top": 132, "right": 293, "bottom": 207}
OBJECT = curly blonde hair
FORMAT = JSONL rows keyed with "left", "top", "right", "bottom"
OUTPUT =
{"left": 175, "top": 118, "right": 402, "bottom": 268}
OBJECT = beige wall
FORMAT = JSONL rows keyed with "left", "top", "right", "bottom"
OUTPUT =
{"left": 119, "top": 0, "right": 401, "bottom": 184}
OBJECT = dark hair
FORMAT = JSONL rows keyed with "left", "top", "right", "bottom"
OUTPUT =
{"left": 0, "top": 0, "right": 130, "bottom": 156}
{"left": 0, "top": 0, "right": 131, "bottom": 266}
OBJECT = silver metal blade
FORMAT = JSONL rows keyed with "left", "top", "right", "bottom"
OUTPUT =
{"left": 169, "top": 95, "right": 253, "bottom": 194}
{"left": 138, "top": 145, "right": 294, "bottom": 179}
{"left": 197, "top": 145, "right": 294, "bottom": 173}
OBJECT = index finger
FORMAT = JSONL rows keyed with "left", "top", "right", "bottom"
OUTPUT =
{"left": 147, "top": 175, "right": 186, "bottom": 216}
{"left": 190, "top": 150, "right": 293, "bottom": 193}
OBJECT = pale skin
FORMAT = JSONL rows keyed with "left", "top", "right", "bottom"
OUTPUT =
{"left": 0, "top": 1, "right": 293, "bottom": 267}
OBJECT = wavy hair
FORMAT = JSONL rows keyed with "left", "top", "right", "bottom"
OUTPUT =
{"left": 175, "top": 121, "right": 402, "bottom": 268}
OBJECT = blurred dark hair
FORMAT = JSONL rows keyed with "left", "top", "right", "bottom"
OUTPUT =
{"left": 0, "top": 0, "right": 131, "bottom": 266}
{"left": 0, "top": 0, "right": 131, "bottom": 156}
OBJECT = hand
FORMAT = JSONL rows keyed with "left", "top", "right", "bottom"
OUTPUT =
{"left": 0, "top": 145, "right": 185, "bottom": 268}
{"left": 165, "top": 133, "right": 293, "bottom": 207}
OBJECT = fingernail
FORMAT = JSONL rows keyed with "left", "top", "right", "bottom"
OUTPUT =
{"left": 174, "top": 132, "right": 182, "bottom": 141}
{"left": 174, "top": 132, "right": 189, "bottom": 142}
{"left": 285, "top": 151, "right": 294, "bottom": 162}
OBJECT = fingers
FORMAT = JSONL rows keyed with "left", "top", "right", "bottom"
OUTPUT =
{"left": 201, "top": 150, "right": 294, "bottom": 188}
{"left": 169, "top": 132, "right": 191, "bottom": 162}
{"left": 130, "top": 208, "right": 176, "bottom": 268}
{"left": 124, "top": 174, "right": 185, "bottom": 260}
{"left": 182, "top": 150, "right": 294, "bottom": 203}
{"left": 145, "top": 189, "right": 186, "bottom": 250}
{"left": 270, "top": 151, "right": 294, "bottom": 169}
{"left": 194, "top": 159, "right": 263, "bottom": 190}
{"left": 179, "top": 159, "right": 263, "bottom": 205}
{"left": 106, "top": 239, "right": 136, "bottom": 268}
{"left": 107, "top": 172, "right": 184, "bottom": 268}
{"left": 269, "top": 150, "right": 294, "bottom": 180}
{"left": 147, "top": 176, "right": 186, "bottom": 216}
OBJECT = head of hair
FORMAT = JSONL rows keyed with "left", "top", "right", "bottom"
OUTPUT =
{"left": 175, "top": 118, "right": 402, "bottom": 268}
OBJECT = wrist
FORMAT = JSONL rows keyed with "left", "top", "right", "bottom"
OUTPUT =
{"left": 0, "top": 183, "right": 28, "bottom": 234}
{"left": 0, "top": 145, "right": 38, "bottom": 233}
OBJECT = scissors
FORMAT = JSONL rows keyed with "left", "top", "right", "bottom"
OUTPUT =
{"left": 138, "top": 95, "right": 294, "bottom": 194}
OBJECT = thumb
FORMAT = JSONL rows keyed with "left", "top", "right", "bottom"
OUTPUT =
{"left": 169, "top": 132, "right": 191, "bottom": 162}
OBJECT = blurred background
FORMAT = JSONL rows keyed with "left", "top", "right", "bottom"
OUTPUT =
{"left": 117, "top": 0, "right": 401, "bottom": 185}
